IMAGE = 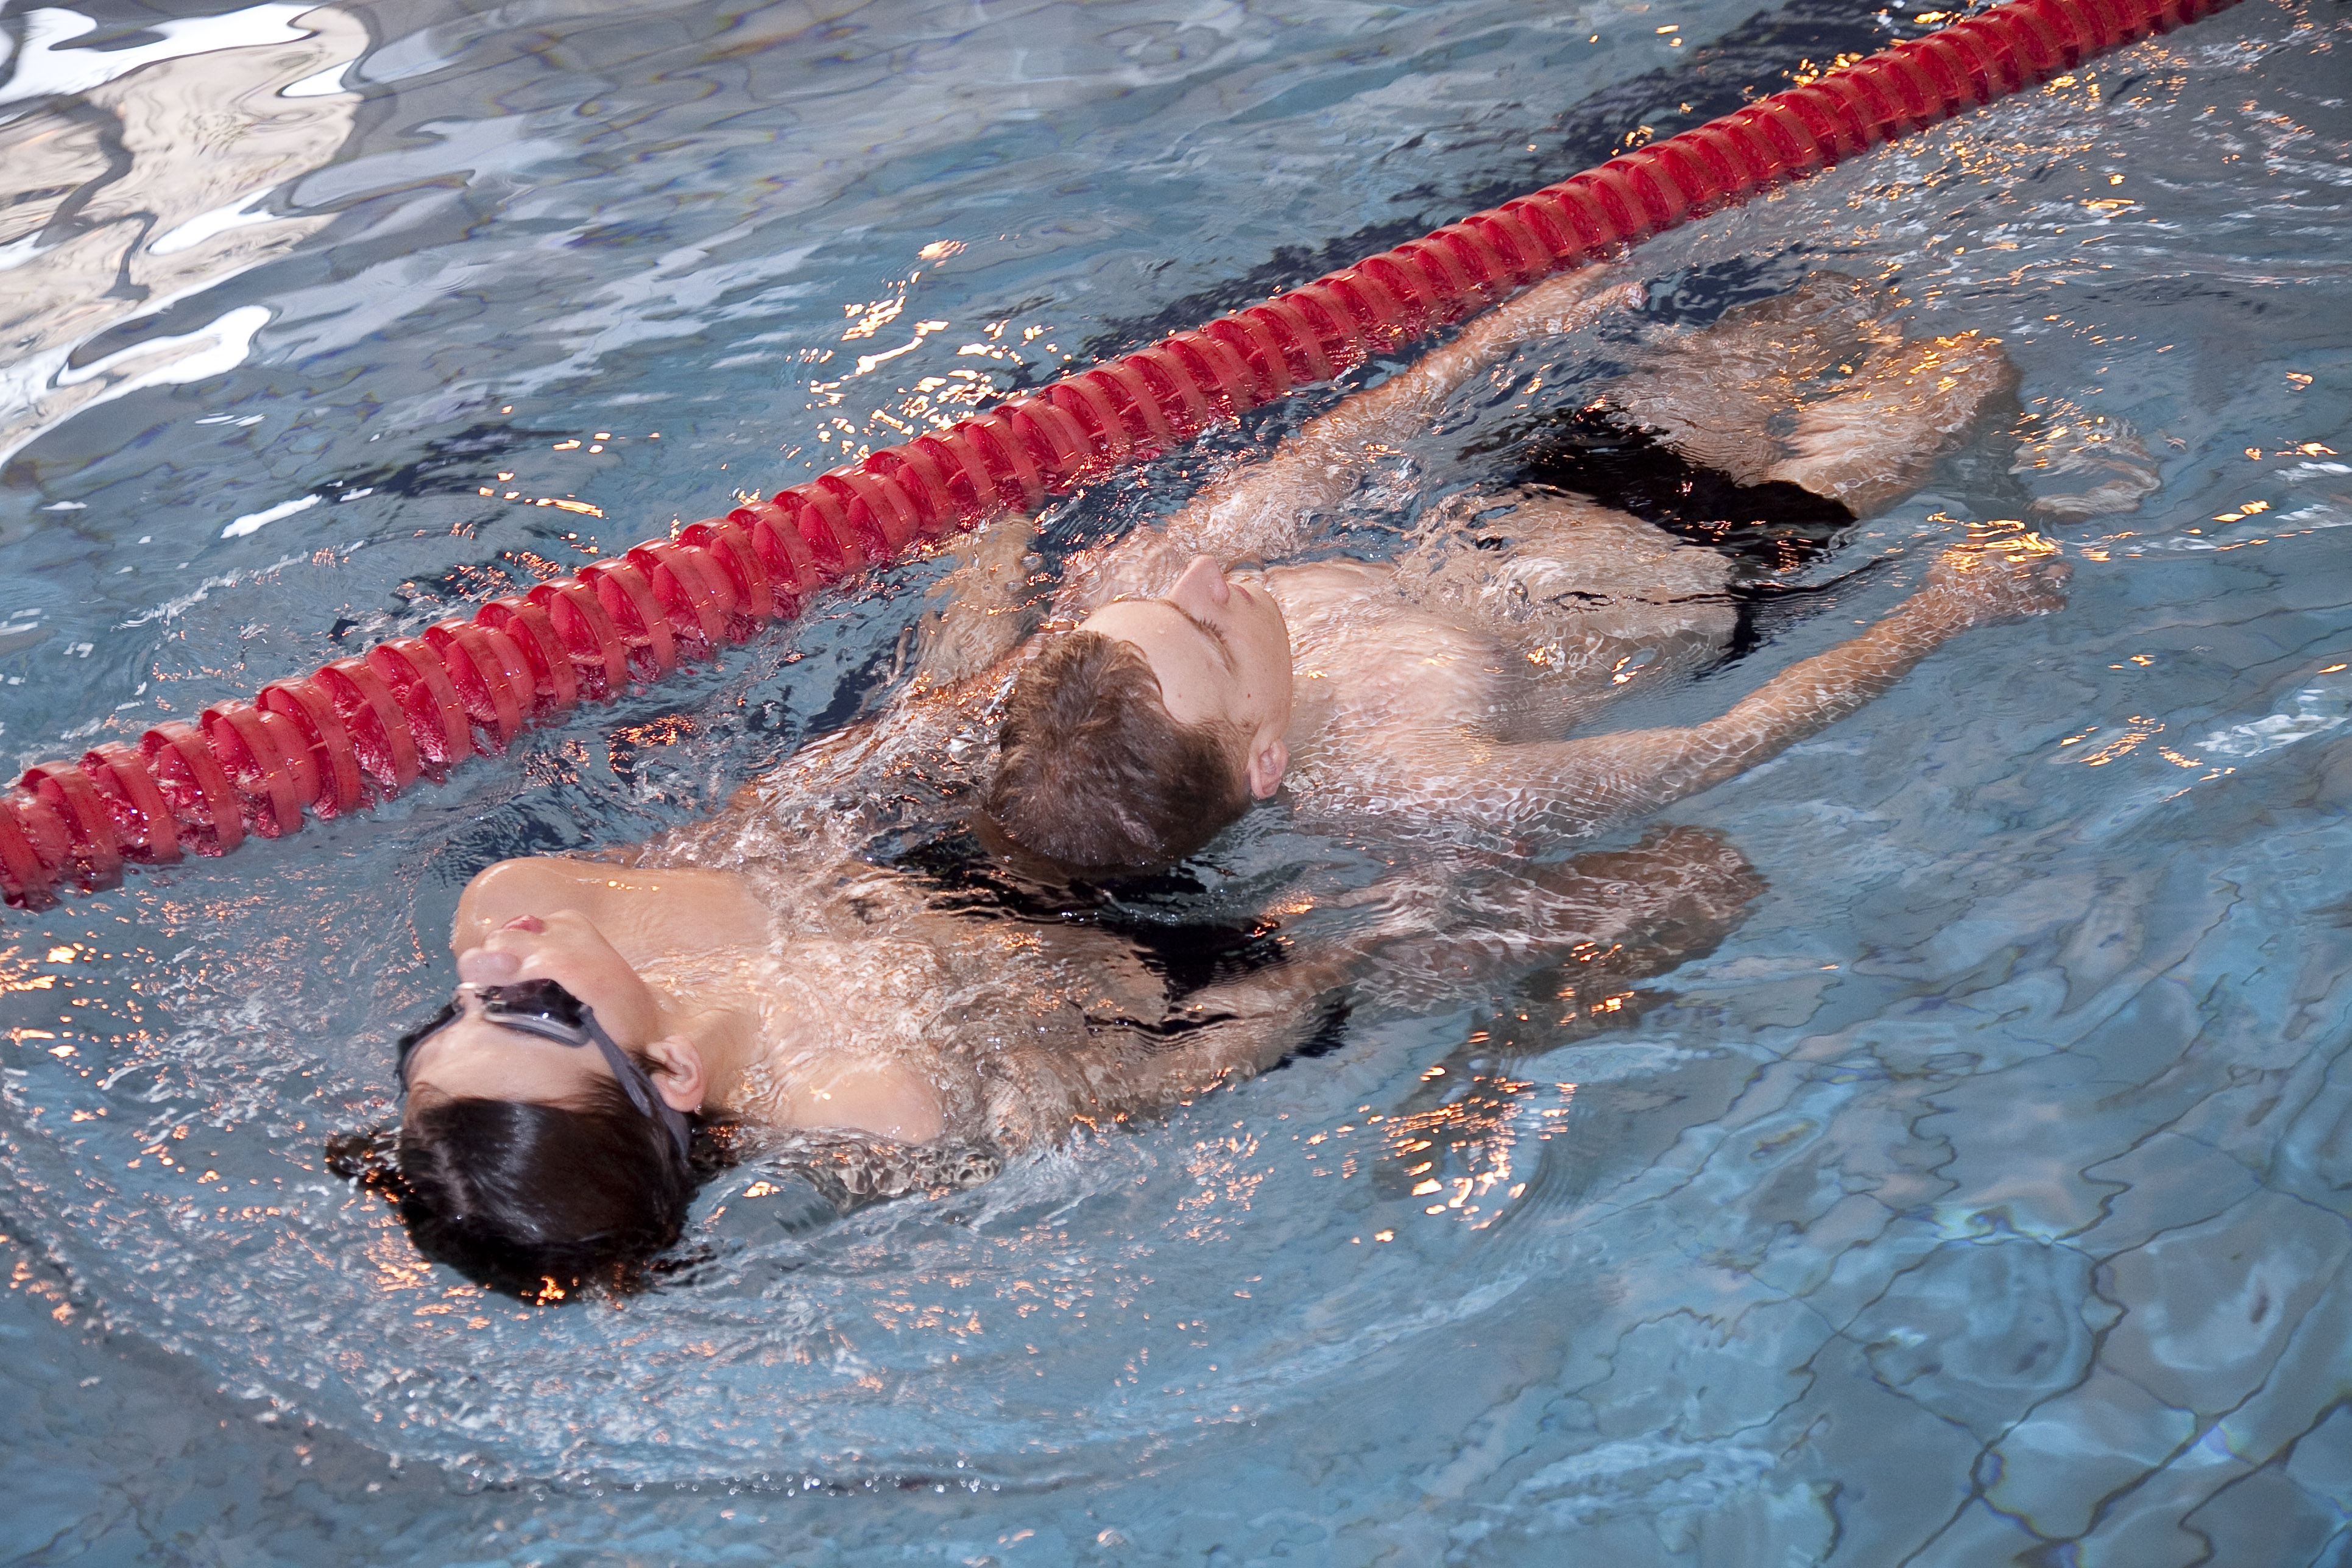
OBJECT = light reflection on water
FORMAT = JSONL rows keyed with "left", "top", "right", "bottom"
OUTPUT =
{"left": 2, "top": 0, "right": 2351, "bottom": 1559}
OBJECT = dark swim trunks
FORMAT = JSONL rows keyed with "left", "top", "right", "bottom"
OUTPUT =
{"left": 1486, "top": 404, "right": 1858, "bottom": 576}
{"left": 893, "top": 828, "right": 1351, "bottom": 1060}
{"left": 1483, "top": 404, "right": 1874, "bottom": 657}
{"left": 893, "top": 828, "right": 1290, "bottom": 999}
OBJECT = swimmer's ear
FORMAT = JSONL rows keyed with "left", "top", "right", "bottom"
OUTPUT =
{"left": 639, "top": 1034, "right": 706, "bottom": 1114}
{"left": 1245, "top": 737, "right": 1288, "bottom": 800}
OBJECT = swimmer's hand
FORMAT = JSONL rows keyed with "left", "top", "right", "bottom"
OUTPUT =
{"left": 1460, "top": 266, "right": 1644, "bottom": 355}
{"left": 1908, "top": 537, "right": 2071, "bottom": 633}
{"left": 908, "top": 514, "right": 1045, "bottom": 694}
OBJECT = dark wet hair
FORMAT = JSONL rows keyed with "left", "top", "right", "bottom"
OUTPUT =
{"left": 987, "top": 630, "right": 1249, "bottom": 872}
{"left": 330, "top": 1082, "right": 741, "bottom": 1303}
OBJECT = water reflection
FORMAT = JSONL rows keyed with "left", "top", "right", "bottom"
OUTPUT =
{"left": 0, "top": 4, "right": 365, "bottom": 473}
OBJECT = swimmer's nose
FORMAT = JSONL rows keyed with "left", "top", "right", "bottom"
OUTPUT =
{"left": 1171, "top": 554, "right": 1229, "bottom": 610}
{"left": 456, "top": 945, "right": 523, "bottom": 984}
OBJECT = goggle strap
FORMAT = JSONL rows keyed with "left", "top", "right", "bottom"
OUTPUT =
{"left": 579, "top": 1014, "right": 693, "bottom": 1163}
{"left": 397, "top": 989, "right": 693, "bottom": 1163}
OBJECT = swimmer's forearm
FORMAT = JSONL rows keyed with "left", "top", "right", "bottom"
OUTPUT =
{"left": 1063, "top": 273, "right": 1634, "bottom": 608}
{"left": 906, "top": 513, "right": 1044, "bottom": 693}
{"left": 1411, "top": 598, "right": 1962, "bottom": 835}
{"left": 1622, "top": 546, "right": 2072, "bottom": 819}
{"left": 1656, "top": 605, "right": 1957, "bottom": 801}
{"left": 986, "top": 986, "right": 1345, "bottom": 1153}
{"left": 1551, "top": 552, "right": 2062, "bottom": 828}
{"left": 1182, "top": 949, "right": 1357, "bottom": 1031}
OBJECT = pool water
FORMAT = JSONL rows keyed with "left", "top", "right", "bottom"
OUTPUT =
{"left": 4, "top": 0, "right": 2350, "bottom": 1561}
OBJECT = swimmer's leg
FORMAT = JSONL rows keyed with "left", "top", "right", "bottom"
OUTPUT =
{"left": 1595, "top": 286, "right": 2018, "bottom": 549}
{"left": 1606, "top": 272, "right": 1895, "bottom": 486}
{"left": 1764, "top": 331, "right": 2021, "bottom": 515}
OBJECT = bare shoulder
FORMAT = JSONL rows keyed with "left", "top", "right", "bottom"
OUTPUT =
{"left": 462, "top": 854, "right": 743, "bottom": 905}
{"left": 1264, "top": 559, "right": 1394, "bottom": 599}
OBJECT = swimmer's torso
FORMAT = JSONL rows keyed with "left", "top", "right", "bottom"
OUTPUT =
{"left": 492, "top": 853, "right": 1188, "bottom": 1158}
{"left": 722, "top": 860, "right": 1188, "bottom": 1156}
{"left": 1266, "top": 489, "right": 1737, "bottom": 768}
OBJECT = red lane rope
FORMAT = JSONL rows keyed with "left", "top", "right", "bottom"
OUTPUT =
{"left": 0, "top": 0, "right": 2242, "bottom": 909}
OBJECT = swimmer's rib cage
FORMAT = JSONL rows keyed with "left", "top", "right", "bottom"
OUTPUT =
{"left": 0, "top": 0, "right": 2237, "bottom": 909}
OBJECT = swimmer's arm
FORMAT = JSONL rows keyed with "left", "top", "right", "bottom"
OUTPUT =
{"left": 989, "top": 828, "right": 1760, "bottom": 1139}
{"left": 1059, "top": 270, "right": 1643, "bottom": 609}
{"left": 982, "top": 954, "right": 1358, "bottom": 1153}
{"left": 1107, "top": 967, "right": 1358, "bottom": 1115}
{"left": 1076, "top": 920, "right": 1458, "bottom": 1111}
{"left": 1347, "top": 543, "right": 2069, "bottom": 839}
{"left": 904, "top": 512, "right": 1048, "bottom": 696}
{"left": 1087, "top": 844, "right": 1717, "bottom": 1102}
{"left": 674, "top": 521, "right": 1041, "bottom": 840}
{"left": 1109, "top": 832, "right": 1765, "bottom": 1089}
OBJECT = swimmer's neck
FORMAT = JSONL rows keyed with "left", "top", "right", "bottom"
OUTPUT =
{"left": 1258, "top": 562, "right": 1378, "bottom": 749}
{"left": 662, "top": 997, "right": 762, "bottom": 1103}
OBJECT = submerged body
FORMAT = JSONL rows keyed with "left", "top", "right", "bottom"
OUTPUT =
{"left": 985, "top": 267, "right": 2063, "bottom": 866}
{"left": 1254, "top": 503, "right": 2058, "bottom": 846}
{"left": 375, "top": 807, "right": 1761, "bottom": 1307}
{"left": 429, "top": 819, "right": 1760, "bottom": 1166}
{"left": 433, "top": 851, "right": 1276, "bottom": 1163}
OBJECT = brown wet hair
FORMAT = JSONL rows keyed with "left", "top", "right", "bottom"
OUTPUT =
{"left": 986, "top": 630, "right": 1249, "bottom": 872}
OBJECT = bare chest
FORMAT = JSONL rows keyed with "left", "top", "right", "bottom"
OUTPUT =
{"left": 716, "top": 883, "right": 1167, "bottom": 1143}
{"left": 1276, "top": 563, "right": 1516, "bottom": 741}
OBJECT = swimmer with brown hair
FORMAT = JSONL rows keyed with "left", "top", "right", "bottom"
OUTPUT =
{"left": 347, "top": 266, "right": 2061, "bottom": 1303}
{"left": 982, "top": 264, "right": 2066, "bottom": 871}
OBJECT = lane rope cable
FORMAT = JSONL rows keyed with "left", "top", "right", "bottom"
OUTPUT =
{"left": 0, "top": 0, "right": 2243, "bottom": 909}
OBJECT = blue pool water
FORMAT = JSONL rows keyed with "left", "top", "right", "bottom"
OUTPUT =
{"left": 4, "top": 0, "right": 2350, "bottom": 1560}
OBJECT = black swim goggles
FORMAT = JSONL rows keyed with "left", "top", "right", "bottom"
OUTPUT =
{"left": 396, "top": 978, "right": 692, "bottom": 1162}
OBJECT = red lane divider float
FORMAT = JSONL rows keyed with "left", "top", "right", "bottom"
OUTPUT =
{"left": 0, "top": 0, "right": 2242, "bottom": 909}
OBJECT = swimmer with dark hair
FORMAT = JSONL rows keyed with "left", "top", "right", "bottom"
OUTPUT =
{"left": 355, "top": 810, "right": 1762, "bottom": 1301}
{"left": 984, "top": 267, "right": 2068, "bottom": 870}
